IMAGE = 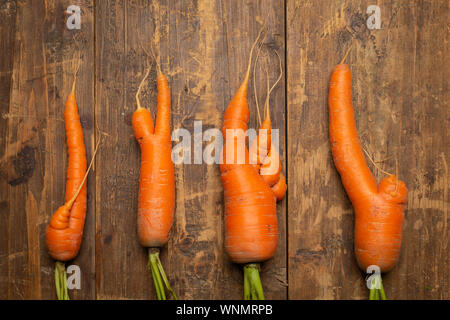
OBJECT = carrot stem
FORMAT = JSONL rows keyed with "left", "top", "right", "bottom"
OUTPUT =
{"left": 55, "top": 261, "right": 70, "bottom": 300}
{"left": 149, "top": 257, "right": 162, "bottom": 300}
{"left": 148, "top": 248, "right": 177, "bottom": 300}
{"left": 369, "top": 287, "right": 376, "bottom": 300}
{"left": 251, "top": 284, "right": 258, "bottom": 300}
{"left": 55, "top": 264, "right": 61, "bottom": 299}
{"left": 150, "top": 259, "right": 163, "bottom": 300}
{"left": 149, "top": 250, "right": 165, "bottom": 300}
{"left": 155, "top": 251, "right": 178, "bottom": 300}
{"left": 243, "top": 263, "right": 265, "bottom": 300}
{"left": 379, "top": 276, "right": 387, "bottom": 300}
{"left": 243, "top": 267, "right": 251, "bottom": 299}
{"left": 368, "top": 274, "right": 387, "bottom": 300}
{"left": 369, "top": 276, "right": 376, "bottom": 300}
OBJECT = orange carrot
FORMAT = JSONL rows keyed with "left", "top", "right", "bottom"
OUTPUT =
{"left": 328, "top": 49, "right": 407, "bottom": 300}
{"left": 132, "top": 55, "right": 177, "bottom": 300}
{"left": 252, "top": 53, "right": 284, "bottom": 192}
{"left": 220, "top": 29, "right": 286, "bottom": 300}
{"left": 45, "top": 60, "right": 99, "bottom": 300}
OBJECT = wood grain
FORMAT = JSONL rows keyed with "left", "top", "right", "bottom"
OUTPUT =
{"left": 94, "top": 0, "right": 286, "bottom": 300}
{"left": 0, "top": 0, "right": 95, "bottom": 299}
{"left": 1, "top": 0, "right": 448, "bottom": 300}
{"left": 287, "top": 0, "right": 449, "bottom": 299}
{"left": 0, "top": 0, "right": 17, "bottom": 300}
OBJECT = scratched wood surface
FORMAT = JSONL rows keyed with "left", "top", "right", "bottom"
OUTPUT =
{"left": 0, "top": 0, "right": 448, "bottom": 300}
{"left": 0, "top": 0, "right": 96, "bottom": 299}
{"left": 94, "top": 0, "right": 287, "bottom": 300}
{"left": 287, "top": 0, "right": 449, "bottom": 299}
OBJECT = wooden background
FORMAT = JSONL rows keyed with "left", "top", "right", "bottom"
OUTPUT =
{"left": 0, "top": 0, "right": 448, "bottom": 300}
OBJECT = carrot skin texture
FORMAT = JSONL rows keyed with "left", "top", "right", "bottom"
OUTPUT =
{"left": 222, "top": 165, "right": 278, "bottom": 263}
{"left": 154, "top": 75, "right": 171, "bottom": 137}
{"left": 133, "top": 73, "right": 175, "bottom": 248}
{"left": 46, "top": 92, "right": 87, "bottom": 262}
{"left": 221, "top": 79, "right": 285, "bottom": 264}
{"left": 249, "top": 118, "right": 271, "bottom": 172}
{"left": 271, "top": 174, "right": 287, "bottom": 202}
{"left": 328, "top": 64, "right": 407, "bottom": 273}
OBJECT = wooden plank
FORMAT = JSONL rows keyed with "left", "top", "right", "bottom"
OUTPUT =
{"left": 94, "top": 0, "right": 147, "bottom": 299}
{"left": 95, "top": 0, "right": 286, "bottom": 299}
{"left": 2, "top": 0, "right": 95, "bottom": 299}
{"left": 0, "top": 0, "right": 17, "bottom": 300}
{"left": 169, "top": 0, "right": 287, "bottom": 300}
{"left": 2, "top": 0, "right": 447, "bottom": 301}
{"left": 287, "top": 0, "right": 449, "bottom": 299}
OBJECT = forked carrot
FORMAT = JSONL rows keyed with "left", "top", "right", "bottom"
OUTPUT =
{"left": 250, "top": 52, "right": 287, "bottom": 201}
{"left": 132, "top": 49, "right": 177, "bottom": 300}
{"left": 328, "top": 46, "right": 407, "bottom": 300}
{"left": 220, "top": 29, "right": 286, "bottom": 300}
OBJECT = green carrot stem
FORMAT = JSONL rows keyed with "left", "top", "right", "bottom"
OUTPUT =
{"left": 155, "top": 253, "right": 178, "bottom": 300}
{"left": 154, "top": 260, "right": 166, "bottom": 300}
{"left": 148, "top": 248, "right": 177, "bottom": 300}
{"left": 379, "top": 277, "right": 386, "bottom": 300}
{"left": 62, "top": 272, "right": 67, "bottom": 300}
{"left": 55, "top": 261, "right": 70, "bottom": 300}
{"left": 149, "top": 251, "right": 166, "bottom": 300}
{"left": 251, "top": 286, "right": 258, "bottom": 300}
{"left": 149, "top": 258, "right": 163, "bottom": 300}
{"left": 154, "top": 261, "right": 166, "bottom": 300}
{"left": 243, "top": 263, "right": 265, "bottom": 300}
{"left": 369, "top": 276, "right": 376, "bottom": 300}
{"left": 368, "top": 273, "right": 387, "bottom": 300}
{"left": 62, "top": 266, "right": 69, "bottom": 300}
{"left": 55, "top": 263, "right": 62, "bottom": 300}
{"left": 243, "top": 267, "right": 251, "bottom": 300}
{"left": 369, "top": 288, "right": 375, "bottom": 300}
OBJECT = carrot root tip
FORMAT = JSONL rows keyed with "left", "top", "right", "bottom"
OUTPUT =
{"left": 148, "top": 248, "right": 178, "bottom": 300}
{"left": 243, "top": 263, "right": 265, "bottom": 300}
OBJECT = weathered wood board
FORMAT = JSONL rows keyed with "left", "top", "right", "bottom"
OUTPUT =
{"left": 0, "top": 0, "right": 448, "bottom": 300}
{"left": 94, "top": 0, "right": 286, "bottom": 300}
{"left": 287, "top": 0, "right": 449, "bottom": 299}
{"left": 0, "top": 0, "right": 95, "bottom": 299}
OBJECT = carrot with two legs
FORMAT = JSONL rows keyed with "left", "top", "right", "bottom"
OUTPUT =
{"left": 328, "top": 47, "right": 407, "bottom": 300}
{"left": 132, "top": 54, "right": 177, "bottom": 300}
{"left": 46, "top": 60, "right": 99, "bottom": 300}
{"left": 221, "top": 29, "right": 286, "bottom": 300}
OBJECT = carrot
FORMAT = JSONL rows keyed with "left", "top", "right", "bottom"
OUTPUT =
{"left": 132, "top": 51, "right": 177, "bottom": 300}
{"left": 220, "top": 29, "right": 286, "bottom": 300}
{"left": 45, "top": 59, "right": 100, "bottom": 300}
{"left": 328, "top": 47, "right": 407, "bottom": 300}
{"left": 252, "top": 52, "right": 285, "bottom": 195}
